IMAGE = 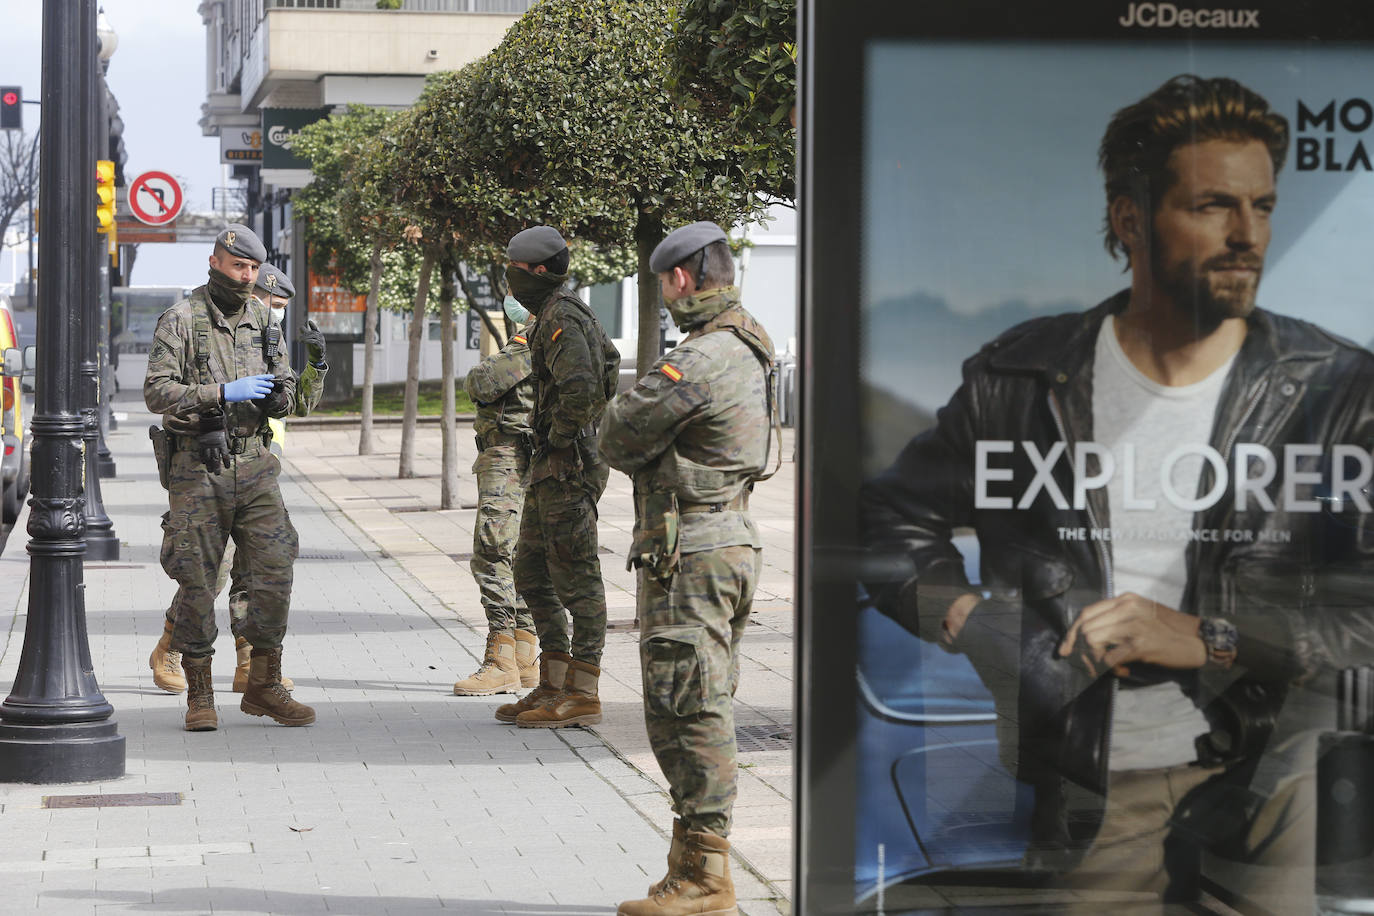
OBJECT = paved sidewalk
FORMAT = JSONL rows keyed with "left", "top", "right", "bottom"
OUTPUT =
{"left": 0, "top": 394, "right": 794, "bottom": 916}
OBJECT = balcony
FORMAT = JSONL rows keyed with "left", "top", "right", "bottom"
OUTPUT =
{"left": 239, "top": 2, "right": 529, "bottom": 109}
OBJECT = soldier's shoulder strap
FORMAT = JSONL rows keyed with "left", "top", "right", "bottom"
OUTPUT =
{"left": 699, "top": 306, "right": 781, "bottom": 482}
{"left": 192, "top": 300, "right": 213, "bottom": 384}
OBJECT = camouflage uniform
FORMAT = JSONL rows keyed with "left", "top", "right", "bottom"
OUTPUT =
{"left": 145, "top": 286, "right": 301, "bottom": 658}
{"left": 600, "top": 287, "right": 773, "bottom": 837}
{"left": 165, "top": 346, "right": 327, "bottom": 636}
{"left": 466, "top": 324, "right": 536, "bottom": 634}
{"left": 513, "top": 288, "right": 620, "bottom": 666}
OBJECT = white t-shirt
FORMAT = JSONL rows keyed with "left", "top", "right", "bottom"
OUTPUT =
{"left": 1092, "top": 315, "right": 1233, "bottom": 771}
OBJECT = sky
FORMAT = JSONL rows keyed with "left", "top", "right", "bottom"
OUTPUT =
{"left": 0, "top": 1, "right": 225, "bottom": 288}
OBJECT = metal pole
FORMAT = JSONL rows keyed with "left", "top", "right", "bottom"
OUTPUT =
{"left": 96, "top": 77, "right": 118, "bottom": 470}
{"left": 81, "top": 15, "right": 118, "bottom": 560}
{"left": 0, "top": 0, "right": 125, "bottom": 784}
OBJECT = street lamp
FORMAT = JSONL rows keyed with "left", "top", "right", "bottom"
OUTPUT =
{"left": 0, "top": 0, "right": 125, "bottom": 784}
{"left": 96, "top": 10, "right": 119, "bottom": 64}
{"left": 81, "top": 4, "right": 121, "bottom": 544}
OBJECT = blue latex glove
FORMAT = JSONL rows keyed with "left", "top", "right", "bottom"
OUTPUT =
{"left": 223, "top": 374, "right": 275, "bottom": 402}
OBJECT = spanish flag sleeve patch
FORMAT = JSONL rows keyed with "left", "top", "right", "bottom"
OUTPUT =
{"left": 551, "top": 327, "right": 563, "bottom": 342}
{"left": 512, "top": 335, "right": 527, "bottom": 345}
{"left": 659, "top": 363, "right": 684, "bottom": 382}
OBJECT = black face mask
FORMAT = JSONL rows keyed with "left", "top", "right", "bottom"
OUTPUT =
{"left": 207, "top": 267, "right": 254, "bottom": 315}
{"left": 505, "top": 265, "right": 565, "bottom": 311}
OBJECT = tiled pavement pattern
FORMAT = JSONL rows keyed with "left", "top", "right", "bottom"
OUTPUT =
{"left": 0, "top": 390, "right": 794, "bottom": 916}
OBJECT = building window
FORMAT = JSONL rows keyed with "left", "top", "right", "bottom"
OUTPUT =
{"left": 587, "top": 282, "right": 622, "bottom": 339}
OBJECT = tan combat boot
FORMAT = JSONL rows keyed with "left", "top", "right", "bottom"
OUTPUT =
{"left": 494, "top": 651, "right": 569, "bottom": 723}
{"left": 513, "top": 629, "right": 539, "bottom": 688}
{"left": 240, "top": 647, "right": 315, "bottom": 726}
{"left": 617, "top": 830, "right": 738, "bottom": 916}
{"left": 516, "top": 658, "right": 602, "bottom": 728}
{"left": 233, "top": 636, "right": 293, "bottom": 692}
{"left": 647, "top": 819, "right": 687, "bottom": 896}
{"left": 453, "top": 632, "right": 521, "bottom": 696}
{"left": 149, "top": 619, "right": 186, "bottom": 693}
{"left": 181, "top": 655, "right": 217, "bottom": 731}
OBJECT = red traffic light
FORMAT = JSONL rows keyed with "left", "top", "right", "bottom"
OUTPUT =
{"left": 2, "top": 92, "right": 16, "bottom": 106}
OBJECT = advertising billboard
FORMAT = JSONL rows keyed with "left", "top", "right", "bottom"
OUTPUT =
{"left": 798, "top": 2, "right": 1374, "bottom": 913}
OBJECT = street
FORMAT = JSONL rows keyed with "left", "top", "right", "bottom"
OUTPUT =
{"left": 0, "top": 389, "right": 795, "bottom": 914}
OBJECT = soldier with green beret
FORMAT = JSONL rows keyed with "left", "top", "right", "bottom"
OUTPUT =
{"left": 495, "top": 225, "right": 622, "bottom": 729}
{"left": 603, "top": 221, "right": 777, "bottom": 916}
{"left": 144, "top": 225, "right": 317, "bottom": 731}
{"left": 452, "top": 295, "right": 539, "bottom": 696}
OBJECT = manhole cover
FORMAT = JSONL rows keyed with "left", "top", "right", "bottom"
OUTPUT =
{"left": 44, "top": 792, "right": 182, "bottom": 809}
{"left": 735, "top": 724, "right": 791, "bottom": 752}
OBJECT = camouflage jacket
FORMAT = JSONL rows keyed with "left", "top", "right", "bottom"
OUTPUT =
{"left": 466, "top": 321, "right": 534, "bottom": 439}
{"left": 602, "top": 289, "right": 774, "bottom": 554}
{"left": 528, "top": 288, "right": 620, "bottom": 478}
{"left": 144, "top": 286, "right": 297, "bottom": 440}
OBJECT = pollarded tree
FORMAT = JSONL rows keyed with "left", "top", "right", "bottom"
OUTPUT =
{"left": 425, "top": 0, "right": 777, "bottom": 375}
{"left": 294, "top": 105, "right": 412, "bottom": 456}
{"left": 668, "top": 0, "right": 797, "bottom": 202}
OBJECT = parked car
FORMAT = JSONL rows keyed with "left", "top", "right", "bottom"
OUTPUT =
{"left": 0, "top": 295, "right": 32, "bottom": 525}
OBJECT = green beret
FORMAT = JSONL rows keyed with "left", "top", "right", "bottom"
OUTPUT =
{"left": 506, "top": 225, "right": 567, "bottom": 263}
{"left": 215, "top": 223, "right": 267, "bottom": 263}
{"left": 254, "top": 263, "right": 295, "bottom": 299}
{"left": 650, "top": 221, "right": 728, "bottom": 273}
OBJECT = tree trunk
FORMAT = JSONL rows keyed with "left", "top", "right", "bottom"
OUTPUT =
{"left": 438, "top": 253, "right": 458, "bottom": 510}
{"left": 399, "top": 250, "right": 434, "bottom": 479}
{"left": 359, "top": 241, "right": 383, "bottom": 456}
{"left": 635, "top": 211, "right": 665, "bottom": 379}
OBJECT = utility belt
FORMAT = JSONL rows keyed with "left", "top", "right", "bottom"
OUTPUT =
{"left": 680, "top": 491, "right": 750, "bottom": 514}
{"left": 475, "top": 429, "right": 531, "bottom": 452}
{"left": 174, "top": 432, "right": 272, "bottom": 456}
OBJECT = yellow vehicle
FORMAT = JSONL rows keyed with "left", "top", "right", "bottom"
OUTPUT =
{"left": 0, "top": 295, "right": 32, "bottom": 525}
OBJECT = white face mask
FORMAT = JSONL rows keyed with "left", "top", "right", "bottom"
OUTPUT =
{"left": 270, "top": 306, "right": 285, "bottom": 325}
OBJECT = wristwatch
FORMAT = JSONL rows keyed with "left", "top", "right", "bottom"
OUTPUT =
{"left": 1198, "top": 617, "right": 1239, "bottom": 669}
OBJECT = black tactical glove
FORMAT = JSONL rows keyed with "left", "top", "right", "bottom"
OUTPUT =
{"left": 300, "top": 318, "right": 326, "bottom": 366}
{"left": 254, "top": 378, "right": 291, "bottom": 416}
{"left": 197, "top": 410, "right": 230, "bottom": 474}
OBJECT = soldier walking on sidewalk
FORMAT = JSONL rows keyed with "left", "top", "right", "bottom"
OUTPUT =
{"left": 148, "top": 263, "right": 327, "bottom": 696}
{"left": 144, "top": 225, "right": 316, "bottom": 731}
{"left": 602, "top": 222, "right": 777, "bottom": 916}
{"left": 453, "top": 294, "right": 539, "bottom": 696}
{"left": 497, "top": 226, "right": 621, "bottom": 729}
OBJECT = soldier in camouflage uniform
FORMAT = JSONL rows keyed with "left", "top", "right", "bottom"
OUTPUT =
{"left": 148, "top": 263, "right": 327, "bottom": 696}
{"left": 145, "top": 225, "right": 317, "bottom": 732}
{"left": 602, "top": 222, "right": 775, "bottom": 916}
{"left": 453, "top": 295, "right": 539, "bottom": 696}
{"left": 496, "top": 226, "right": 621, "bottom": 729}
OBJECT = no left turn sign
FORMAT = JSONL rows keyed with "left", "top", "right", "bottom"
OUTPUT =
{"left": 127, "top": 171, "right": 184, "bottom": 226}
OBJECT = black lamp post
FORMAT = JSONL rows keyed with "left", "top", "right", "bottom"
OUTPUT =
{"left": 96, "top": 8, "right": 119, "bottom": 470}
{"left": 0, "top": 0, "right": 125, "bottom": 784}
{"left": 81, "top": 1, "right": 119, "bottom": 561}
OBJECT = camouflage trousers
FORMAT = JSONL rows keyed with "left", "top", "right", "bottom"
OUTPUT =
{"left": 160, "top": 446, "right": 298, "bottom": 657}
{"left": 513, "top": 474, "right": 608, "bottom": 666}
{"left": 638, "top": 544, "right": 761, "bottom": 837}
{"left": 472, "top": 445, "right": 533, "bottom": 634}
{"left": 162, "top": 538, "right": 254, "bottom": 639}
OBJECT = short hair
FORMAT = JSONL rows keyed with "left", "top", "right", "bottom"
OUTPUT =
{"left": 1099, "top": 74, "right": 1289, "bottom": 261}
{"left": 674, "top": 240, "right": 735, "bottom": 290}
{"left": 538, "top": 248, "right": 570, "bottom": 276}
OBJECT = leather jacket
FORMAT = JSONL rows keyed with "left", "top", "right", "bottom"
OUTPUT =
{"left": 860, "top": 292, "right": 1374, "bottom": 859}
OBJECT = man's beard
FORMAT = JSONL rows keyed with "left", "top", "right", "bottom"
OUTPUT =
{"left": 1150, "top": 242, "right": 1263, "bottom": 333}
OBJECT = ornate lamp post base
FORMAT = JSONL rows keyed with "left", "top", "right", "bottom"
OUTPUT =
{"left": 0, "top": 721, "right": 125, "bottom": 783}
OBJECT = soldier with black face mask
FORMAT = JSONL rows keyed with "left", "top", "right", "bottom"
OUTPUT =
{"left": 145, "top": 225, "right": 315, "bottom": 732}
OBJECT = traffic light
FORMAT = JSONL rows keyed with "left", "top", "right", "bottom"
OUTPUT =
{"left": 0, "top": 87, "right": 20, "bottom": 130}
{"left": 95, "top": 159, "right": 115, "bottom": 233}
